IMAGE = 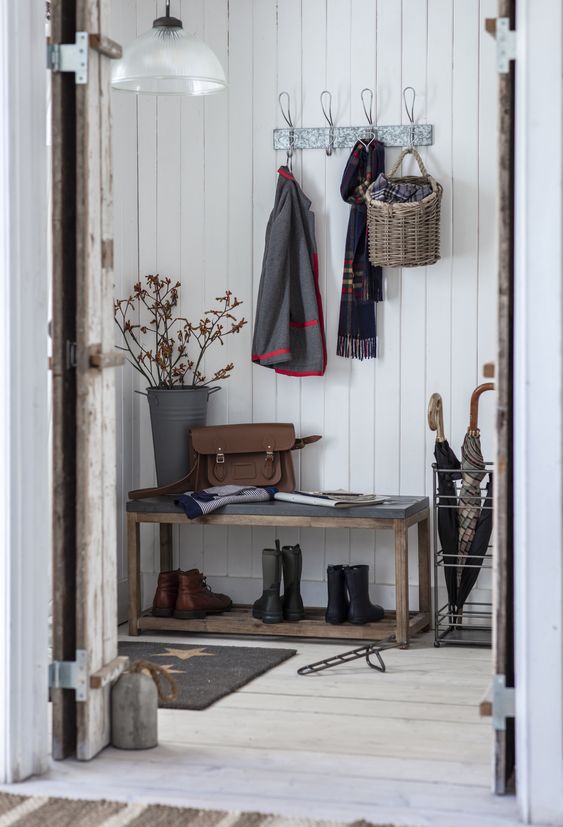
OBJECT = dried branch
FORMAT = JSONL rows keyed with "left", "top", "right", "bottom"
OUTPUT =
{"left": 114, "top": 278, "right": 247, "bottom": 389}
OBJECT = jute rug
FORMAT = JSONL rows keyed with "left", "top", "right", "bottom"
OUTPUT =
{"left": 117, "top": 641, "right": 296, "bottom": 710}
{"left": 0, "top": 794, "right": 394, "bottom": 827}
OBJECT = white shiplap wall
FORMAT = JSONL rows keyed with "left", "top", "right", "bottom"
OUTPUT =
{"left": 111, "top": 0, "right": 498, "bottom": 620}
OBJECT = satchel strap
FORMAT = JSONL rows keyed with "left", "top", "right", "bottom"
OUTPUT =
{"left": 128, "top": 456, "right": 200, "bottom": 501}
{"left": 293, "top": 434, "right": 322, "bottom": 450}
{"left": 263, "top": 446, "right": 275, "bottom": 479}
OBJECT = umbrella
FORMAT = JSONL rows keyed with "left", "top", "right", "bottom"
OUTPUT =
{"left": 458, "top": 433, "right": 486, "bottom": 585}
{"left": 457, "top": 474, "right": 493, "bottom": 613}
{"left": 428, "top": 394, "right": 462, "bottom": 619}
{"left": 457, "top": 383, "right": 495, "bottom": 606}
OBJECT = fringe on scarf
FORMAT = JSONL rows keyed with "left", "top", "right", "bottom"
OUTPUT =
{"left": 337, "top": 335, "right": 377, "bottom": 360}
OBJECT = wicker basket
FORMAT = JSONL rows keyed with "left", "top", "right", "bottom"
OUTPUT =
{"left": 366, "top": 148, "right": 443, "bottom": 268}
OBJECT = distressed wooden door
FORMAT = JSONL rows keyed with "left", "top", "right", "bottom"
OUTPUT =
{"left": 51, "top": 0, "right": 123, "bottom": 761}
{"left": 493, "top": 0, "right": 516, "bottom": 795}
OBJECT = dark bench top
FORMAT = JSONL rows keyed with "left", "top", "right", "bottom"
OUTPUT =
{"left": 126, "top": 495, "right": 429, "bottom": 521}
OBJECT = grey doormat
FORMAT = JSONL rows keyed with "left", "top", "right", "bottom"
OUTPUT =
{"left": 117, "top": 641, "right": 296, "bottom": 710}
{"left": 0, "top": 793, "right": 395, "bottom": 827}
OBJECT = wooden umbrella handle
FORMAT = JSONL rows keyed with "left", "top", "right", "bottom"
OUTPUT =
{"left": 469, "top": 383, "right": 495, "bottom": 433}
{"left": 428, "top": 393, "right": 446, "bottom": 442}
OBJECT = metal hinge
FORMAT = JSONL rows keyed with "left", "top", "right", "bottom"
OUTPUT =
{"left": 49, "top": 650, "right": 88, "bottom": 701}
{"left": 492, "top": 674, "right": 515, "bottom": 731}
{"left": 496, "top": 18, "right": 516, "bottom": 74}
{"left": 47, "top": 32, "right": 88, "bottom": 84}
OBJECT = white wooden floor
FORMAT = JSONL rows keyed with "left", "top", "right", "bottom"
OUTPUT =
{"left": 3, "top": 629, "right": 523, "bottom": 827}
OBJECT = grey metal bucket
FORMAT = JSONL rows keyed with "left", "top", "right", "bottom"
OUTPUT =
{"left": 146, "top": 386, "right": 218, "bottom": 486}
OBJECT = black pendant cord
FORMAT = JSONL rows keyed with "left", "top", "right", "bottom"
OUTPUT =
{"left": 297, "top": 636, "right": 400, "bottom": 676}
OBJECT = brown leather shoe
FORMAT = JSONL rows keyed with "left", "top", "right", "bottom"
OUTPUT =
{"left": 174, "top": 569, "right": 233, "bottom": 619}
{"left": 152, "top": 569, "right": 180, "bottom": 617}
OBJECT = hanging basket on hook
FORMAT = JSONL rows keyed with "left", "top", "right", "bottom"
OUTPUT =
{"left": 365, "top": 147, "right": 443, "bottom": 268}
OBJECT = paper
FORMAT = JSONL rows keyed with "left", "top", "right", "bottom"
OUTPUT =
{"left": 275, "top": 491, "right": 388, "bottom": 509}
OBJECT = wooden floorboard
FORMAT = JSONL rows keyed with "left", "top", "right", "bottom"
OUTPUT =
{"left": 155, "top": 708, "right": 489, "bottom": 764}
{"left": 223, "top": 692, "right": 490, "bottom": 725}
{"left": 1, "top": 629, "right": 519, "bottom": 827}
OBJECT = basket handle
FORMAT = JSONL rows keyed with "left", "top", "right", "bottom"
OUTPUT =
{"left": 387, "top": 147, "right": 428, "bottom": 178}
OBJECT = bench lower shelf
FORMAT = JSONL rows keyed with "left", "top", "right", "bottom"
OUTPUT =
{"left": 136, "top": 605, "right": 430, "bottom": 641}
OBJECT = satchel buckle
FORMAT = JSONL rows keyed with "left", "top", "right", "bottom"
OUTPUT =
{"left": 216, "top": 450, "right": 225, "bottom": 464}
{"left": 263, "top": 447, "right": 275, "bottom": 480}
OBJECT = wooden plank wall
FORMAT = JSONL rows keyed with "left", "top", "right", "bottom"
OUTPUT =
{"left": 111, "top": 0, "right": 498, "bottom": 620}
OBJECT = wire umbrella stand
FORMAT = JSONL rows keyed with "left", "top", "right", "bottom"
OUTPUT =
{"left": 433, "top": 463, "right": 494, "bottom": 647}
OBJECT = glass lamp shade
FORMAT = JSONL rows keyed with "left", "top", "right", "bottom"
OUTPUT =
{"left": 112, "top": 24, "right": 227, "bottom": 96}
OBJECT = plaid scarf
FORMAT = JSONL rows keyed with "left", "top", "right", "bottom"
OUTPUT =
{"left": 369, "top": 172, "right": 432, "bottom": 203}
{"left": 337, "top": 141, "right": 385, "bottom": 360}
{"left": 176, "top": 485, "right": 276, "bottom": 520}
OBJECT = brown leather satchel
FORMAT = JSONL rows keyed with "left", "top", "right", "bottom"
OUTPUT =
{"left": 128, "top": 423, "right": 321, "bottom": 500}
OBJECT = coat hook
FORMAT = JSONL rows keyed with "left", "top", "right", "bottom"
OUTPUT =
{"left": 361, "top": 88, "right": 374, "bottom": 125}
{"left": 360, "top": 87, "right": 377, "bottom": 148}
{"left": 320, "top": 90, "right": 335, "bottom": 156}
{"left": 278, "top": 91, "right": 295, "bottom": 172}
{"left": 403, "top": 86, "right": 416, "bottom": 148}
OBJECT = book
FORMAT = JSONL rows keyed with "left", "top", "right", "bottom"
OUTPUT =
{"left": 274, "top": 490, "right": 388, "bottom": 509}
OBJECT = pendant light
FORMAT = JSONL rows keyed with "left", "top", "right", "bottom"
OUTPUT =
{"left": 111, "top": 0, "right": 227, "bottom": 96}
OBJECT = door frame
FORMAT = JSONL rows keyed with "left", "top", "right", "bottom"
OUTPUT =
{"left": 513, "top": 0, "right": 563, "bottom": 822}
{"left": 0, "top": 0, "right": 50, "bottom": 783}
{"left": 1, "top": 0, "right": 563, "bottom": 811}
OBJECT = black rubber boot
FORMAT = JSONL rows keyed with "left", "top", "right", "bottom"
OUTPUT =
{"left": 281, "top": 544, "right": 305, "bottom": 621}
{"left": 252, "top": 541, "right": 283, "bottom": 624}
{"left": 345, "top": 564, "right": 384, "bottom": 624}
{"left": 325, "top": 564, "right": 350, "bottom": 624}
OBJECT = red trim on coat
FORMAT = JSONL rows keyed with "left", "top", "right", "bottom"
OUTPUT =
{"left": 252, "top": 346, "right": 291, "bottom": 361}
{"left": 289, "top": 319, "right": 319, "bottom": 328}
{"left": 275, "top": 368, "right": 324, "bottom": 377}
{"left": 312, "top": 252, "right": 327, "bottom": 373}
{"left": 278, "top": 167, "right": 295, "bottom": 181}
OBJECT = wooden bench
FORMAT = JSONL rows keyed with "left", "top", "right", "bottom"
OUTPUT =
{"left": 126, "top": 495, "right": 431, "bottom": 647}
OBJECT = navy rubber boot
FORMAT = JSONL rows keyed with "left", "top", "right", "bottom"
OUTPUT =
{"left": 325, "top": 564, "right": 350, "bottom": 624}
{"left": 345, "top": 564, "right": 384, "bottom": 624}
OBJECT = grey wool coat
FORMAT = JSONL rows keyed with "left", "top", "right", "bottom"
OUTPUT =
{"left": 252, "top": 167, "right": 327, "bottom": 376}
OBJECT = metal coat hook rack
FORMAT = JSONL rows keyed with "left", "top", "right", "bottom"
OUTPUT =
{"left": 273, "top": 87, "right": 433, "bottom": 152}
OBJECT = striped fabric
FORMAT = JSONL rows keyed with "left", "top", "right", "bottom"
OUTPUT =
{"left": 176, "top": 485, "right": 276, "bottom": 520}
{"left": 337, "top": 141, "right": 385, "bottom": 360}
{"left": 0, "top": 794, "right": 381, "bottom": 827}
{"left": 369, "top": 172, "right": 432, "bottom": 204}
{"left": 458, "top": 433, "right": 487, "bottom": 586}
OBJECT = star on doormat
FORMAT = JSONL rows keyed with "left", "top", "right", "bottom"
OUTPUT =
{"left": 153, "top": 646, "right": 215, "bottom": 661}
{"left": 151, "top": 664, "right": 185, "bottom": 676}
{"left": 118, "top": 641, "right": 296, "bottom": 709}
